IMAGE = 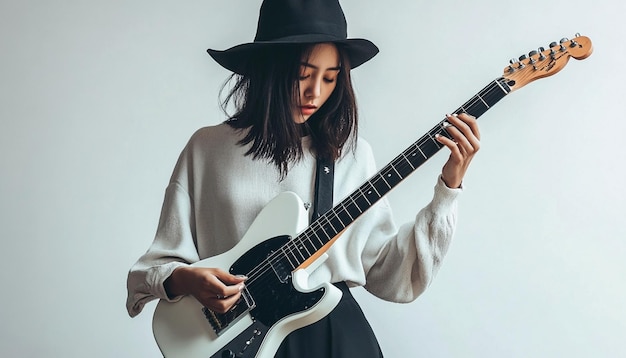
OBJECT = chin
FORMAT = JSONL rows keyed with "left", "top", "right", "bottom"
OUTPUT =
{"left": 293, "top": 115, "right": 310, "bottom": 124}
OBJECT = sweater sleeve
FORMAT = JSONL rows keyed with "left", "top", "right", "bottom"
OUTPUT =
{"left": 360, "top": 176, "right": 460, "bottom": 302}
{"left": 125, "top": 182, "right": 200, "bottom": 317}
{"left": 326, "top": 139, "right": 462, "bottom": 303}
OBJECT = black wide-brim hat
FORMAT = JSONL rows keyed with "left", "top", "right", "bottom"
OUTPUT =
{"left": 207, "top": 0, "right": 379, "bottom": 75}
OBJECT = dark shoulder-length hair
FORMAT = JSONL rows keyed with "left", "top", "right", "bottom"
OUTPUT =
{"left": 220, "top": 43, "right": 358, "bottom": 178}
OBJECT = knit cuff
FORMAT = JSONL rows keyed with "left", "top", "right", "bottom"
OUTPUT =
{"left": 150, "top": 261, "right": 189, "bottom": 303}
{"left": 431, "top": 175, "right": 462, "bottom": 210}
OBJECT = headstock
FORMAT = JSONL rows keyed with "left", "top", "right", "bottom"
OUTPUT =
{"left": 503, "top": 34, "right": 593, "bottom": 92}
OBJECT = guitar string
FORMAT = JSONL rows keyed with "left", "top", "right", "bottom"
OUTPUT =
{"left": 238, "top": 44, "right": 576, "bottom": 288}
{"left": 225, "top": 43, "right": 587, "bottom": 310}
{"left": 239, "top": 79, "right": 506, "bottom": 290}
{"left": 238, "top": 79, "right": 508, "bottom": 289}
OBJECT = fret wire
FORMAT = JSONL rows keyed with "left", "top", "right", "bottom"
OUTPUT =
{"left": 485, "top": 88, "right": 506, "bottom": 104}
{"left": 299, "top": 241, "right": 311, "bottom": 257}
{"left": 331, "top": 206, "right": 347, "bottom": 228}
{"left": 390, "top": 155, "right": 412, "bottom": 178}
{"left": 494, "top": 78, "right": 509, "bottom": 94}
{"left": 302, "top": 237, "right": 316, "bottom": 256}
{"left": 309, "top": 222, "right": 326, "bottom": 246}
{"left": 308, "top": 229, "right": 325, "bottom": 246}
{"left": 322, "top": 213, "right": 339, "bottom": 235}
{"left": 401, "top": 152, "right": 417, "bottom": 170}
{"left": 427, "top": 132, "right": 443, "bottom": 148}
{"left": 283, "top": 242, "right": 301, "bottom": 266}
{"left": 390, "top": 163, "right": 403, "bottom": 180}
{"left": 477, "top": 94, "right": 490, "bottom": 108}
{"left": 392, "top": 153, "right": 409, "bottom": 170}
{"left": 316, "top": 215, "right": 334, "bottom": 239}
{"left": 280, "top": 246, "right": 296, "bottom": 269}
{"left": 459, "top": 80, "right": 499, "bottom": 114}
{"left": 371, "top": 175, "right": 389, "bottom": 197}
{"left": 294, "top": 227, "right": 324, "bottom": 245}
{"left": 379, "top": 172, "right": 392, "bottom": 189}
{"left": 289, "top": 240, "right": 305, "bottom": 264}
{"left": 348, "top": 193, "right": 364, "bottom": 213}
{"left": 342, "top": 203, "right": 355, "bottom": 221}
{"left": 413, "top": 142, "right": 427, "bottom": 159}
{"left": 358, "top": 186, "right": 373, "bottom": 205}
{"left": 365, "top": 182, "right": 382, "bottom": 201}
{"left": 367, "top": 179, "right": 382, "bottom": 198}
{"left": 326, "top": 214, "right": 344, "bottom": 239}
{"left": 293, "top": 242, "right": 306, "bottom": 262}
{"left": 354, "top": 192, "right": 371, "bottom": 215}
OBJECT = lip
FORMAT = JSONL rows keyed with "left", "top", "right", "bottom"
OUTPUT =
{"left": 300, "top": 105, "right": 317, "bottom": 115}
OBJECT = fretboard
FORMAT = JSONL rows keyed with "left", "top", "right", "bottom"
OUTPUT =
{"left": 280, "top": 77, "right": 514, "bottom": 269}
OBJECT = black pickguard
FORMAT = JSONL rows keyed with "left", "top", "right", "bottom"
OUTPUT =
{"left": 211, "top": 235, "right": 325, "bottom": 358}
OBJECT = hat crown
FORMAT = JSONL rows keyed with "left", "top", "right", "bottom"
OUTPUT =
{"left": 254, "top": 0, "right": 348, "bottom": 42}
{"left": 207, "top": 0, "right": 378, "bottom": 74}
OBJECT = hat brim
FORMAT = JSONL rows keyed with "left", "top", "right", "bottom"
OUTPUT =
{"left": 207, "top": 35, "right": 379, "bottom": 74}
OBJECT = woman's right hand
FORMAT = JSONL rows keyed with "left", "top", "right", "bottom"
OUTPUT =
{"left": 164, "top": 266, "right": 247, "bottom": 313}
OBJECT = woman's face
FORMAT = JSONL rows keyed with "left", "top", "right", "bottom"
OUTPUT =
{"left": 293, "top": 43, "right": 340, "bottom": 123}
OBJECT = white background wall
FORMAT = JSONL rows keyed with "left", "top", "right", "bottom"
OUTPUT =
{"left": 1, "top": 0, "right": 624, "bottom": 357}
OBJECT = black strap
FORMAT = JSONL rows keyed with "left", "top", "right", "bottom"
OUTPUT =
{"left": 312, "top": 158, "right": 334, "bottom": 220}
{"left": 278, "top": 160, "right": 384, "bottom": 357}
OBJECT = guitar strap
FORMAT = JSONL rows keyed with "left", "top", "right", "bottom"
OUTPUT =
{"left": 311, "top": 158, "right": 334, "bottom": 220}
{"left": 278, "top": 158, "right": 384, "bottom": 357}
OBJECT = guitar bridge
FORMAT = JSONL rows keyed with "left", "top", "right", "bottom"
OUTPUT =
{"left": 202, "top": 286, "right": 256, "bottom": 336}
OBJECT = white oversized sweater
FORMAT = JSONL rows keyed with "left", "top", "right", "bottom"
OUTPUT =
{"left": 126, "top": 123, "right": 461, "bottom": 317}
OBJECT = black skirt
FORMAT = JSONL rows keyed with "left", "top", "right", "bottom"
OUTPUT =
{"left": 274, "top": 282, "right": 383, "bottom": 357}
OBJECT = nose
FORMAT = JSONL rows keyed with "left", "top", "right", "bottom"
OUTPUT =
{"left": 304, "top": 77, "right": 322, "bottom": 99}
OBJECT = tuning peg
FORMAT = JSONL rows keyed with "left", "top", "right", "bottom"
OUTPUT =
{"left": 549, "top": 48, "right": 557, "bottom": 59}
{"left": 507, "top": 58, "right": 518, "bottom": 72}
{"left": 560, "top": 38, "right": 569, "bottom": 43}
{"left": 508, "top": 57, "right": 524, "bottom": 70}
{"left": 519, "top": 54, "right": 528, "bottom": 61}
{"left": 538, "top": 47, "right": 546, "bottom": 60}
{"left": 549, "top": 41, "right": 558, "bottom": 48}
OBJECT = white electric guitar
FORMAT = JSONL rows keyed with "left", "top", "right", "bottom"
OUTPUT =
{"left": 152, "top": 35, "right": 592, "bottom": 358}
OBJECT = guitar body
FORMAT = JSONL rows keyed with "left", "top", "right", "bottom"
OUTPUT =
{"left": 152, "top": 192, "right": 343, "bottom": 358}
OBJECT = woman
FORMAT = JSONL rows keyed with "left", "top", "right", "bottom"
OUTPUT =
{"left": 126, "top": 0, "right": 480, "bottom": 356}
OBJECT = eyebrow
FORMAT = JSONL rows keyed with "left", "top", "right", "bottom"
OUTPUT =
{"left": 300, "top": 62, "right": 341, "bottom": 71}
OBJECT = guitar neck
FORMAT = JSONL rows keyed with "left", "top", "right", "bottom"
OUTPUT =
{"left": 275, "top": 77, "right": 514, "bottom": 268}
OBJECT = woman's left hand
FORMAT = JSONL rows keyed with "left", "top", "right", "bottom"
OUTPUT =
{"left": 435, "top": 113, "right": 481, "bottom": 188}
